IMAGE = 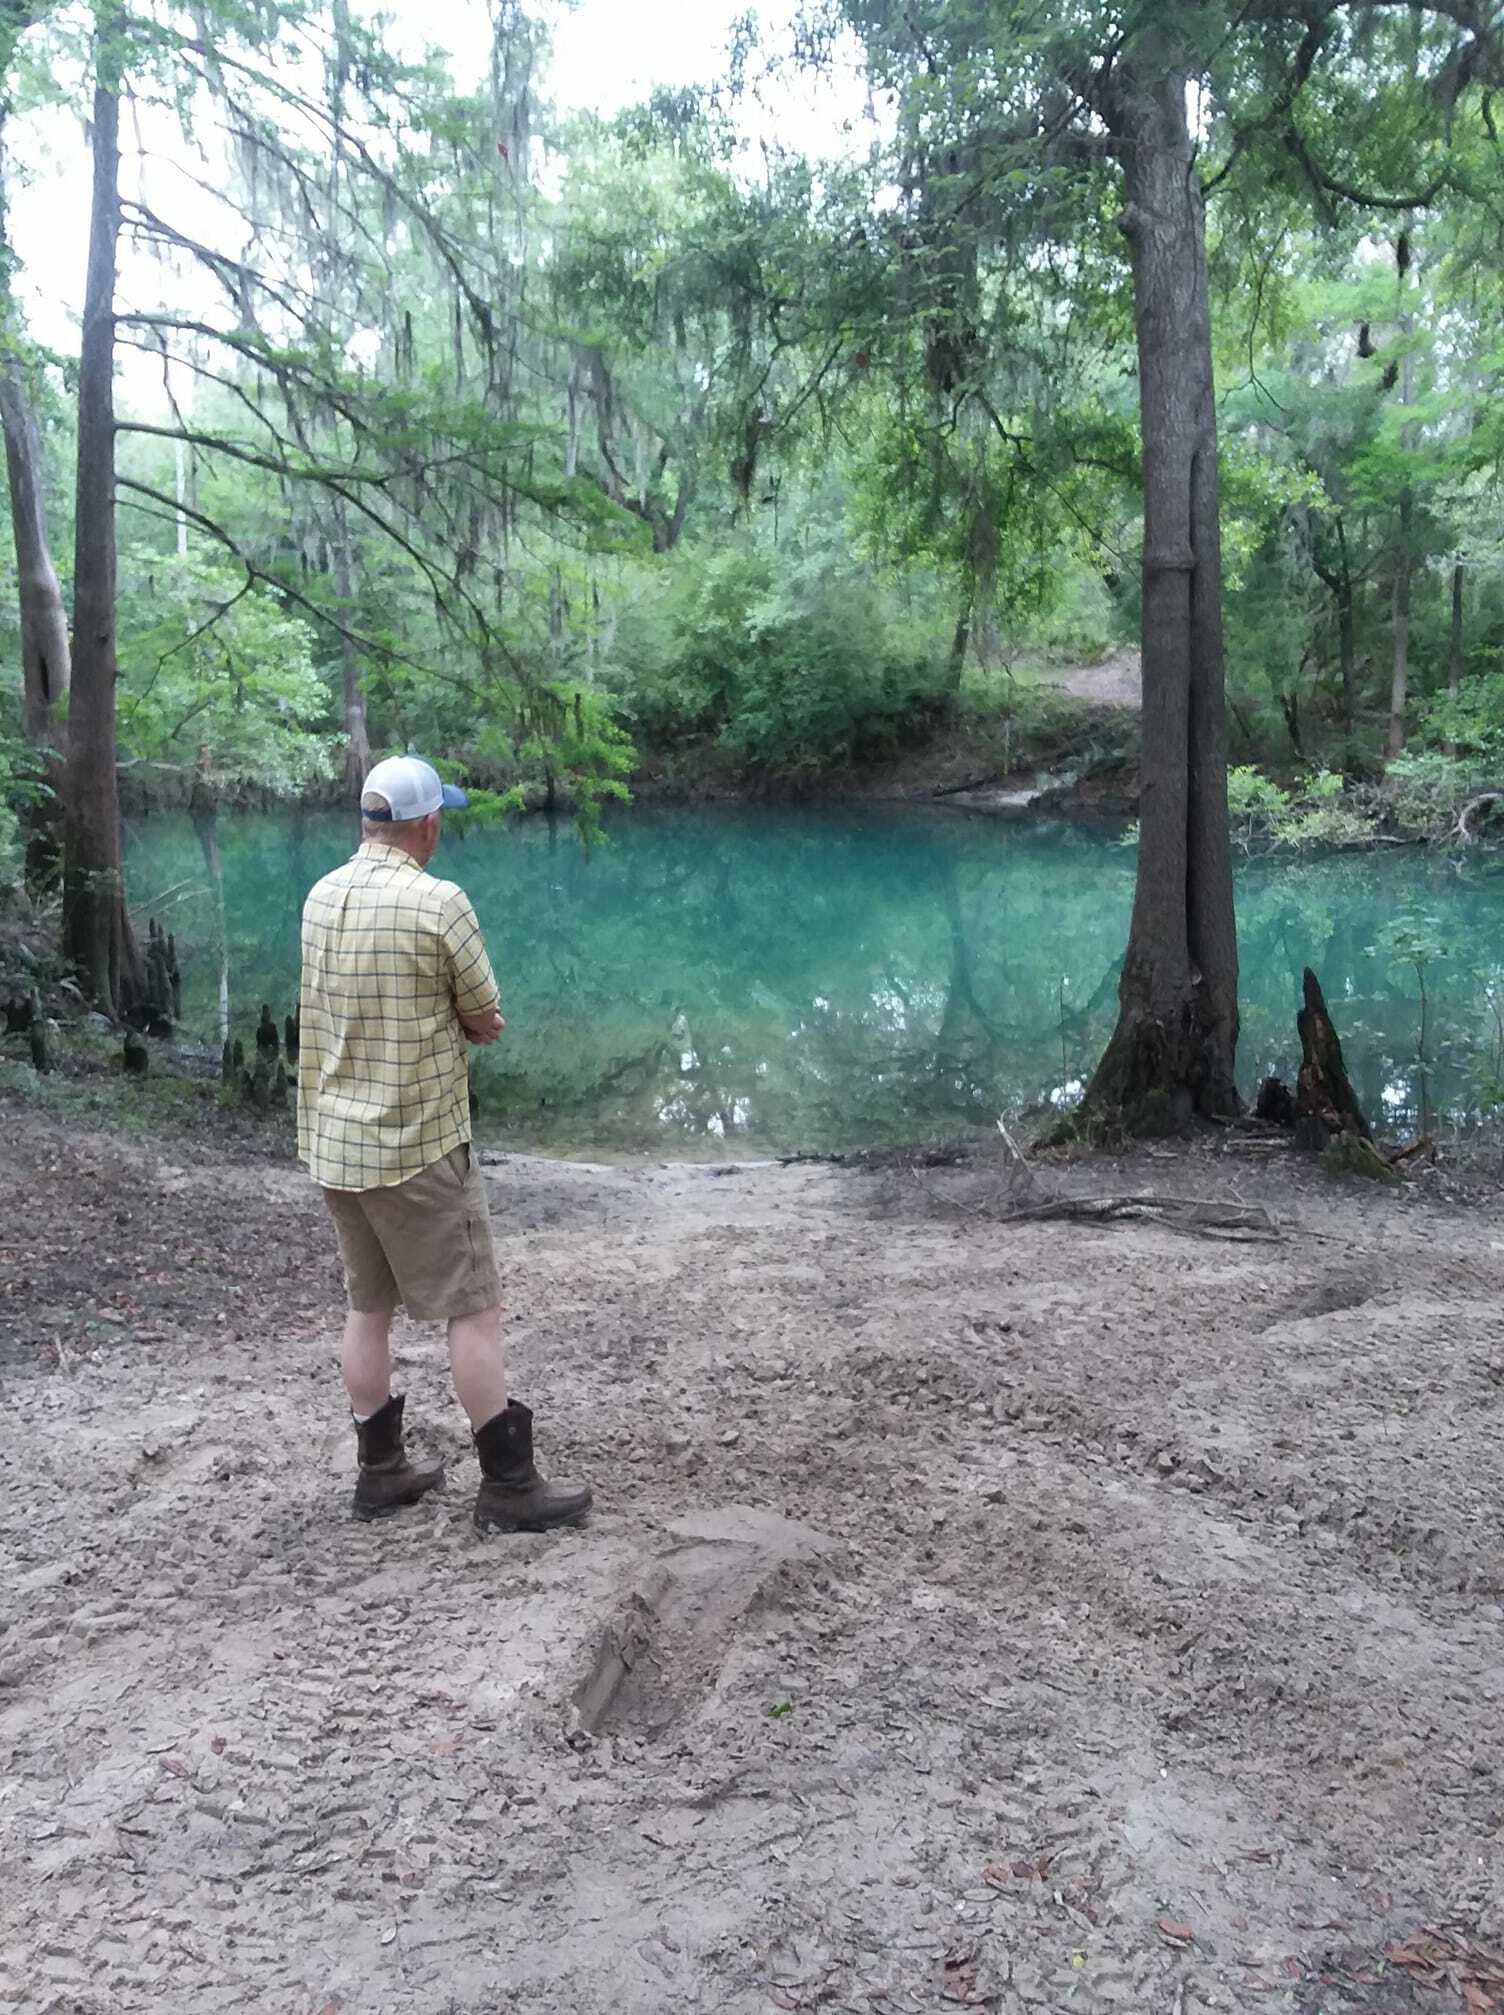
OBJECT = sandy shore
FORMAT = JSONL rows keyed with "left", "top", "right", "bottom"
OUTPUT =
{"left": 3, "top": 1098, "right": 1503, "bottom": 2014}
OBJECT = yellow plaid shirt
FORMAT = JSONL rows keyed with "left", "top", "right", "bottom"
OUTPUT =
{"left": 297, "top": 843, "right": 501, "bottom": 1191}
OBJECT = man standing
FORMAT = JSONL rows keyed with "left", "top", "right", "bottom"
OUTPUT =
{"left": 298, "top": 754, "right": 591, "bottom": 1534}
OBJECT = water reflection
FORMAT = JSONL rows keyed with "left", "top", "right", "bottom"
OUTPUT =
{"left": 122, "top": 807, "right": 1504, "bottom": 1155}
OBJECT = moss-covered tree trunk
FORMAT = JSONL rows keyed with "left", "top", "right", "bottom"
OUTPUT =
{"left": 61, "top": 28, "right": 142, "bottom": 1018}
{"left": 1077, "top": 70, "right": 1239, "bottom": 1133}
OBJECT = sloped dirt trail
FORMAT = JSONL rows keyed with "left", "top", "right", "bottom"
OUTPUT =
{"left": 1048, "top": 648, "right": 1142, "bottom": 710}
{"left": 3, "top": 1104, "right": 1503, "bottom": 2014}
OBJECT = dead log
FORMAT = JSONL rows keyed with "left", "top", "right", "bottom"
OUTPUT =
{"left": 1457, "top": 792, "right": 1504, "bottom": 843}
{"left": 1296, "top": 967, "right": 1371, "bottom": 1144}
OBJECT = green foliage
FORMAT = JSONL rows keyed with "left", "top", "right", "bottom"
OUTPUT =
{"left": 1422, "top": 677, "right": 1504, "bottom": 767}
{"left": 0, "top": 731, "right": 47, "bottom": 882}
{"left": 1225, "top": 767, "right": 1376, "bottom": 851}
{"left": 604, "top": 543, "right": 949, "bottom": 774}
{"left": 1372, "top": 912, "right": 1448, "bottom": 972}
{"left": 117, "top": 556, "right": 335, "bottom": 792}
{"left": 1370, "top": 751, "right": 1489, "bottom": 841}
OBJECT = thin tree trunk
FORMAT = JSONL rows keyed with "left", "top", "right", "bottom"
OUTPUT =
{"left": 61, "top": 29, "right": 142, "bottom": 1018}
{"left": 0, "top": 362, "right": 70, "bottom": 748}
{"left": 1388, "top": 489, "right": 1412, "bottom": 759}
{"left": 1337, "top": 580, "right": 1356, "bottom": 740}
{"left": 190, "top": 772, "right": 229, "bottom": 1043}
{"left": 333, "top": 524, "right": 370, "bottom": 792}
{"left": 1334, "top": 518, "right": 1357, "bottom": 755}
{"left": 1448, "top": 558, "right": 1464, "bottom": 696}
{"left": 1076, "top": 72, "right": 1238, "bottom": 1132}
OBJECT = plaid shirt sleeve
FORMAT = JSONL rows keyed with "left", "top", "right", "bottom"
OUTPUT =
{"left": 441, "top": 889, "right": 501, "bottom": 1015}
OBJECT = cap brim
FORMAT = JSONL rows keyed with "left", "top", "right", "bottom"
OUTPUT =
{"left": 439, "top": 783, "right": 469, "bottom": 811}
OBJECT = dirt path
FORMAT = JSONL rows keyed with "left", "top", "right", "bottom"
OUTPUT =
{"left": 4, "top": 1102, "right": 1504, "bottom": 2014}
{"left": 1049, "top": 648, "right": 1142, "bottom": 710}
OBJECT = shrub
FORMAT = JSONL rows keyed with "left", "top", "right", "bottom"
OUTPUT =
{"left": 603, "top": 543, "right": 950, "bottom": 773}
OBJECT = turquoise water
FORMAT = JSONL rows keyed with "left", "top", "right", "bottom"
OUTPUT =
{"left": 123, "top": 806, "right": 1504, "bottom": 1155}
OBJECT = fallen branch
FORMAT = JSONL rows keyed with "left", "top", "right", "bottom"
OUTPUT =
{"left": 1387, "top": 1134, "right": 1434, "bottom": 1167}
{"left": 1457, "top": 791, "right": 1504, "bottom": 843}
{"left": 904, "top": 1175, "right": 1283, "bottom": 1242}
{"left": 997, "top": 1192, "right": 1282, "bottom": 1242}
{"left": 931, "top": 771, "right": 1007, "bottom": 799}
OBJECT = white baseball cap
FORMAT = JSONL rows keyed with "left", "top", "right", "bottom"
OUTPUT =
{"left": 360, "top": 754, "right": 469, "bottom": 822}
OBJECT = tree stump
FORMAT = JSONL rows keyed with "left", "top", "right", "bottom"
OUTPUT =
{"left": 1296, "top": 968, "right": 1371, "bottom": 1142}
{"left": 220, "top": 1039, "right": 235, "bottom": 1087}
{"left": 143, "top": 919, "right": 175, "bottom": 1037}
{"left": 1255, "top": 1076, "right": 1296, "bottom": 1127}
{"left": 123, "top": 1029, "right": 149, "bottom": 1077}
{"left": 29, "top": 1014, "right": 51, "bottom": 1074}
{"left": 3, "top": 988, "right": 35, "bottom": 1035}
{"left": 284, "top": 1013, "right": 299, "bottom": 1066}
{"left": 246, "top": 1051, "right": 275, "bottom": 1113}
{"left": 256, "top": 1004, "right": 280, "bottom": 1060}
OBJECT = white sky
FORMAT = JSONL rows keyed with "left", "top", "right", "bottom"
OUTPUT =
{"left": 9, "top": 0, "right": 870, "bottom": 391}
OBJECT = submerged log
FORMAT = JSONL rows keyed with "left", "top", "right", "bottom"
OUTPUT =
{"left": 1296, "top": 967, "right": 1371, "bottom": 1143}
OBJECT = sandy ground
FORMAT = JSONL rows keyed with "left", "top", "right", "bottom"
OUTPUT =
{"left": 1048, "top": 650, "right": 1142, "bottom": 711}
{"left": 3, "top": 1100, "right": 1504, "bottom": 2015}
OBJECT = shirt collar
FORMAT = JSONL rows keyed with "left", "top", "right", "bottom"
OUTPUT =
{"left": 356, "top": 841, "right": 426, "bottom": 873}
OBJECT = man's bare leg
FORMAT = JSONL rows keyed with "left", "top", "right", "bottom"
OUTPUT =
{"left": 447, "top": 1303, "right": 508, "bottom": 1426}
{"left": 343, "top": 1307, "right": 443, "bottom": 1518}
{"left": 342, "top": 1309, "right": 394, "bottom": 1418}
{"left": 452, "top": 1305, "right": 591, "bottom": 1532}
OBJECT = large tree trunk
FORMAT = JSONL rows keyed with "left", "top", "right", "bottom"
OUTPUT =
{"left": 1076, "top": 74, "right": 1238, "bottom": 1133}
{"left": 0, "top": 74, "right": 70, "bottom": 887}
{"left": 0, "top": 362, "right": 70, "bottom": 748}
{"left": 61, "top": 34, "right": 142, "bottom": 1018}
{"left": 0, "top": 358, "right": 70, "bottom": 888}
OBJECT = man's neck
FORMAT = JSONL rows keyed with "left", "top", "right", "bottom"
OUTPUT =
{"left": 362, "top": 834, "right": 426, "bottom": 867}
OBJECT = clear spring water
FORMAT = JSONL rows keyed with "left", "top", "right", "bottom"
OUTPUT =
{"left": 123, "top": 804, "right": 1504, "bottom": 1155}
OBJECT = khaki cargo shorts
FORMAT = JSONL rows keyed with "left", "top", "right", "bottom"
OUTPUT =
{"left": 322, "top": 1144, "right": 501, "bottom": 1320}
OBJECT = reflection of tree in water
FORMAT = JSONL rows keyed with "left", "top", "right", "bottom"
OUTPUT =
{"left": 122, "top": 806, "right": 1504, "bottom": 1150}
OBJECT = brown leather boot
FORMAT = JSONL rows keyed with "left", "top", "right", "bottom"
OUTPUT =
{"left": 352, "top": 1394, "right": 444, "bottom": 1521}
{"left": 473, "top": 1400, "right": 592, "bottom": 1534}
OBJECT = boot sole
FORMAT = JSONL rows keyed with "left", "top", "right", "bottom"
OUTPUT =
{"left": 351, "top": 1474, "right": 445, "bottom": 1522}
{"left": 473, "top": 1502, "right": 592, "bottom": 1536}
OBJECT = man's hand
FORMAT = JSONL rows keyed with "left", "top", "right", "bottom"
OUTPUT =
{"left": 458, "top": 1004, "right": 505, "bottom": 1046}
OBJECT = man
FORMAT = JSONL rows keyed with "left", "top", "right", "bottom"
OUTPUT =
{"left": 298, "top": 753, "right": 591, "bottom": 1534}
